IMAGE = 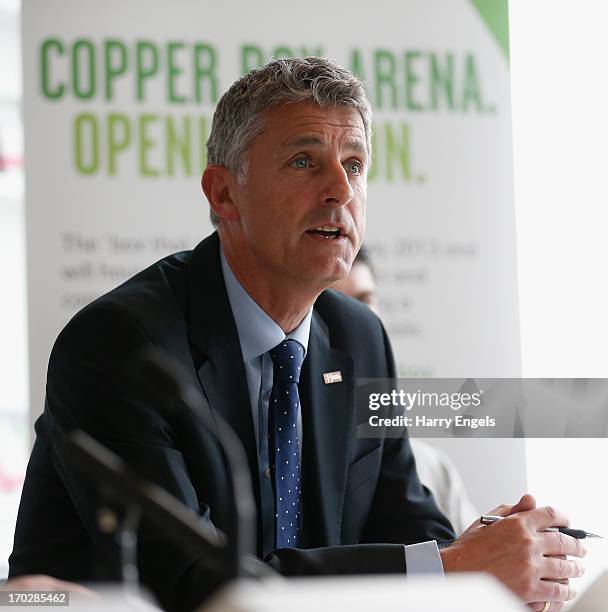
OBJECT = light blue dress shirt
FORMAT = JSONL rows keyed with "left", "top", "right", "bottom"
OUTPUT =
{"left": 220, "top": 249, "right": 443, "bottom": 574}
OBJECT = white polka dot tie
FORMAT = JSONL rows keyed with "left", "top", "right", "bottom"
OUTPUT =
{"left": 268, "top": 339, "right": 304, "bottom": 549}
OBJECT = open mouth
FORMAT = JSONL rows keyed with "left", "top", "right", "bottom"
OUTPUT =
{"left": 306, "top": 225, "right": 344, "bottom": 240}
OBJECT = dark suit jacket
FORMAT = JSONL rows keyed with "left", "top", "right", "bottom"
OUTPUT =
{"left": 9, "top": 233, "right": 455, "bottom": 611}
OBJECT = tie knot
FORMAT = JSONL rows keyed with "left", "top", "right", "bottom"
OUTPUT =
{"left": 269, "top": 339, "right": 305, "bottom": 383}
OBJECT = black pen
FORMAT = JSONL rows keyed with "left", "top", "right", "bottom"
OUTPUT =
{"left": 480, "top": 515, "right": 603, "bottom": 539}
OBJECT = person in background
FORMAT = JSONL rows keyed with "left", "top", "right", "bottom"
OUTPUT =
{"left": 332, "top": 246, "right": 478, "bottom": 534}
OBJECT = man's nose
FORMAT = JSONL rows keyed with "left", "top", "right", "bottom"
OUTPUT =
{"left": 321, "top": 162, "right": 354, "bottom": 207}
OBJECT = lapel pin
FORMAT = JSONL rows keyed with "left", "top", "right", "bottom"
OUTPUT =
{"left": 323, "top": 371, "right": 343, "bottom": 384}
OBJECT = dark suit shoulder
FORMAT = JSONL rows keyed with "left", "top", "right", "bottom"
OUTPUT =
{"left": 314, "top": 289, "right": 385, "bottom": 345}
{"left": 76, "top": 249, "right": 191, "bottom": 332}
{"left": 316, "top": 288, "right": 383, "bottom": 331}
{"left": 49, "top": 248, "right": 204, "bottom": 385}
{"left": 54, "top": 232, "right": 226, "bottom": 365}
{"left": 314, "top": 289, "right": 396, "bottom": 379}
{"left": 45, "top": 248, "right": 202, "bottom": 444}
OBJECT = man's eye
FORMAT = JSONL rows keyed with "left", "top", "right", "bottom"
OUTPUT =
{"left": 291, "top": 158, "right": 310, "bottom": 169}
{"left": 346, "top": 161, "right": 362, "bottom": 175}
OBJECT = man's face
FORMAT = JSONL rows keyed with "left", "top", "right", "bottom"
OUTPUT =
{"left": 227, "top": 101, "right": 368, "bottom": 291}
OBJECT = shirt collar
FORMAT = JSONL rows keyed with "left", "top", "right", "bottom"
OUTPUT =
{"left": 220, "top": 248, "right": 312, "bottom": 363}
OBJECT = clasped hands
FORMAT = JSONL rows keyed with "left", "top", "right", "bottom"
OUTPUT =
{"left": 440, "top": 494, "right": 586, "bottom": 611}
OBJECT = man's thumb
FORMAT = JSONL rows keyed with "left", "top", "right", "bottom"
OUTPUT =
{"left": 488, "top": 493, "right": 536, "bottom": 518}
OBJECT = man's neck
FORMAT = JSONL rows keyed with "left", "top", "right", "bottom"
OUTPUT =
{"left": 221, "top": 242, "right": 320, "bottom": 334}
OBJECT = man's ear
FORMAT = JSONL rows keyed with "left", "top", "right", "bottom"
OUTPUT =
{"left": 201, "top": 165, "right": 240, "bottom": 222}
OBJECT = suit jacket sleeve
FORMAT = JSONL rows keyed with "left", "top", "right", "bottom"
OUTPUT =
{"left": 23, "top": 306, "right": 232, "bottom": 612}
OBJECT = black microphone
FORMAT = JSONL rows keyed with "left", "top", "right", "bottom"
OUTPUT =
{"left": 66, "top": 429, "right": 228, "bottom": 575}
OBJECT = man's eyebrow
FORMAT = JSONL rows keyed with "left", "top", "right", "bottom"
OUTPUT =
{"left": 281, "top": 135, "right": 324, "bottom": 149}
{"left": 345, "top": 139, "right": 368, "bottom": 155}
{"left": 280, "top": 135, "right": 368, "bottom": 155}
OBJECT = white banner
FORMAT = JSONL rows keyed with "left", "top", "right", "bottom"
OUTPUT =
{"left": 23, "top": 0, "right": 520, "bottom": 426}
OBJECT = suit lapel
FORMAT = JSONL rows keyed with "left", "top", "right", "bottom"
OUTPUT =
{"left": 185, "top": 234, "right": 261, "bottom": 536}
{"left": 299, "top": 312, "right": 354, "bottom": 547}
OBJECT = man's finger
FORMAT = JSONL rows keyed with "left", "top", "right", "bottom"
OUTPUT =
{"left": 540, "top": 531, "right": 587, "bottom": 558}
{"left": 487, "top": 493, "right": 537, "bottom": 518}
{"left": 524, "top": 506, "right": 570, "bottom": 530}
{"left": 535, "top": 579, "right": 577, "bottom": 603}
{"left": 544, "top": 554, "right": 571, "bottom": 583}
{"left": 528, "top": 603, "right": 564, "bottom": 612}
{"left": 541, "top": 557, "right": 584, "bottom": 580}
{"left": 508, "top": 493, "right": 536, "bottom": 515}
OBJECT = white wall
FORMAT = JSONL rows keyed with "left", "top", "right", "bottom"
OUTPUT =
{"left": 510, "top": 0, "right": 608, "bottom": 601}
{"left": 510, "top": 1, "right": 608, "bottom": 377}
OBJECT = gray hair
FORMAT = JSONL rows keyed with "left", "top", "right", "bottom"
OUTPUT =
{"left": 206, "top": 56, "right": 372, "bottom": 226}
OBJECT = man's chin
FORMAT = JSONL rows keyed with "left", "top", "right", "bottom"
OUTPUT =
{"left": 288, "top": 249, "right": 354, "bottom": 288}
{"left": 312, "top": 262, "right": 354, "bottom": 289}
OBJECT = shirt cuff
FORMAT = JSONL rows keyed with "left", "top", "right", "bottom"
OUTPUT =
{"left": 404, "top": 540, "right": 444, "bottom": 575}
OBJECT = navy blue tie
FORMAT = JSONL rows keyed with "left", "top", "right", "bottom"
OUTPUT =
{"left": 268, "top": 339, "right": 304, "bottom": 548}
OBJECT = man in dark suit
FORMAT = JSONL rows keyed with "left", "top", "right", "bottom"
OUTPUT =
{"left": 9, "top": 58, "right": 583, "bottom": 612}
